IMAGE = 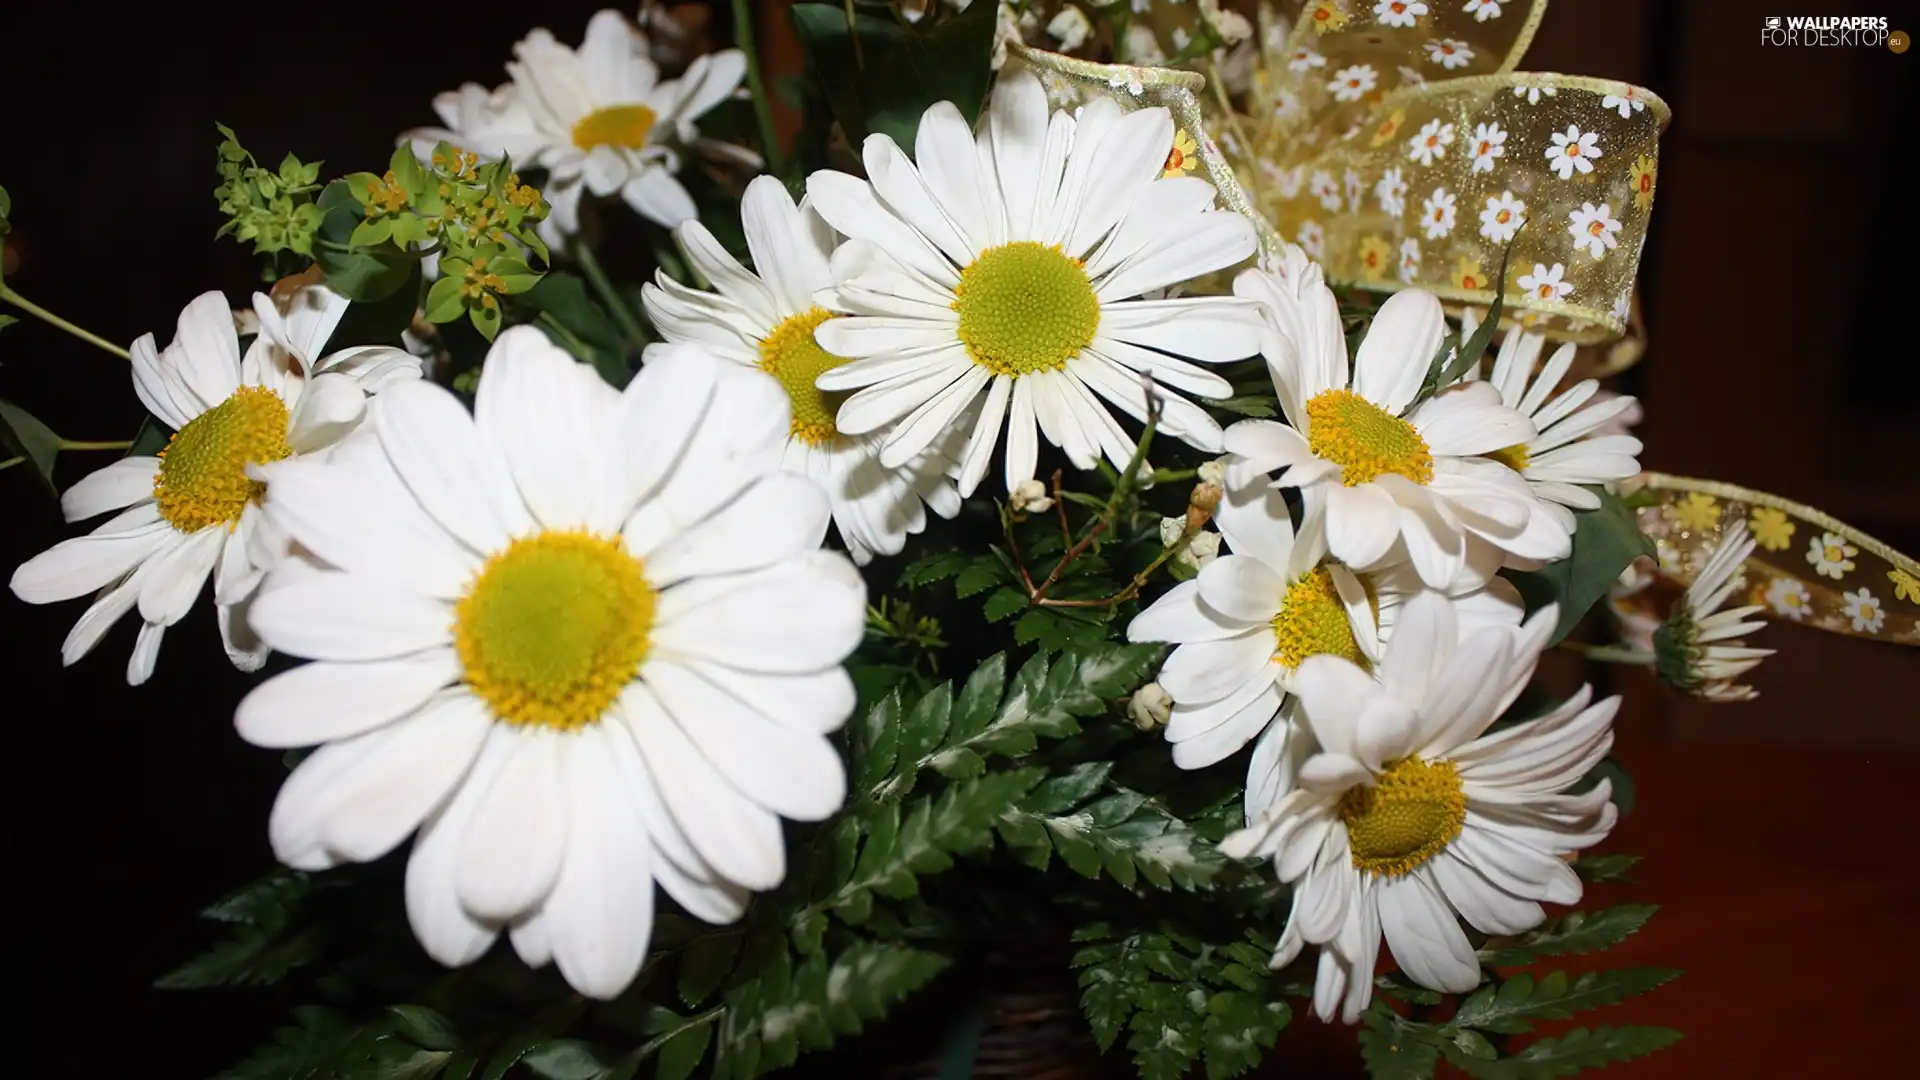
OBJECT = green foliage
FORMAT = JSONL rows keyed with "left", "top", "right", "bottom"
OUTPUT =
{"left": 1505, "top": 488, "right": 1656, "bottom": 644}
{"left": 1452, "top": 1026, "right": 1683, "bottom": 1079}
{"left": 517, "top": 272, "right": 630, "bottom": 387}
{"left": 157, "top": 870, "right": 338, "bottom": 990}
{"left": 997, "top": 761, "right": 1225, "bottom": 890}
{"left": 1573, "top": 853, "right": 1642, "bottom": 884}
{"left": 0, "top": 397, "right": 60, "bottom": 492}
{"left": 1451, "top": 968, "right": 1680, "bottom": 1035}
{"left": 1072, "top": 925, "right": 1292, "bottom": 1080}
{"left": 712, "top": 941, "right": 949, "bottom": 1080}
{"left": 214, "top": 124, "right": 325, "bottom": 268}
{"left": 790, "top": 0, "right": 998, "bottom": 150}
{"left": 1479, "top": 905, "right": 1661, "bottom": 967}
{"left": 1359, "top": 1005, "right": 1445, "bottom": 1080}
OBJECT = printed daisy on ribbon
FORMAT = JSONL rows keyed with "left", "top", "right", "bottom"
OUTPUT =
{"left": 236, "top": 331, "right": 866, "bottom": 1000}
{"left": 10, "top": 289, "right": 418, "bottom": 683}
{"left": 804, "top": 73, "right": 1265, "bottom": 497}
{"left": 642, "top": 175, "right": 961, "bottom": 565}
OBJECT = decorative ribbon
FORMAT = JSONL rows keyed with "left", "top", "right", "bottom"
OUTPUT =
{"left": 1624, "top": 473, "right": 1920, "bottom": 648}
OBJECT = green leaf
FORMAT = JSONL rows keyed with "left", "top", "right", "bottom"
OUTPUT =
{"left": 518, "top": 272, "right": 630, "bottom": 388}
{"left": 1479, "top": 905, "right": 1660, "bottom": 967}
{"left": 954, "top": 559, "right": 1005, "bottom": 598}
{"left": 350, "top": 217, "right": 395, "bottom": 247}
{"left": 789, "top": 0, "right": 997, "bottom": 150}
{"left": 678, "top": 933, "right": 741, "bottom": 1007}
{"left": 982, "top": 586, "right": 1028, "bottom": 622}
{"left": 326, "top": 263, "right": 424, "bottom": 352}
{"left": 999, "top": 774, "right": 1225, "bottom": 891}
{"left": 1573, "top": 853, "right": 1641, "bottom": 884}
{"left": 1451, "top": 969, "right": 1682, "bottom": 1036}
{"left": 214, "top": 1006, "right": 358, "bottom": 1080}
{"left": 898, "top": 548, "right": 967, "bottom": 587}
{"left": 715, "top": 942, "right": 948, "bottom": 1080}
{"left": 387, "top": 1006, "right": 459, "bottom": 1053}
{"left": 1503, "top": 488, "right": 1654, "bottom": 644}
{"left": 1204, "top": 396, "right": 1279, "bottom": 418}
{"left": 1575, "top": 757, "right": 1636, "bottom": 815}
{"left": 655, "top": 1019, "right": 713, "bottom": 1080}
{"left": 1451, "top": 1026, "right": 1683, "bottom": 1080}
{"left": 128, "top": 416, "right": 171, "bottom": 457}
{"left": 0, "top": 183, "right": 11, "bottom": 220}
{"left": 1200, "top": 991, "right": 1290, "bottom": 1079}
{"left": 157, "top": 871, "right": 336, "bottom": 989}
{"left": 313, "top": 181, "right": 413, "bottom": 301}
{"left": 519, "top": 1040, "right": 611, "bottom": 1080}
{"left": 0, "top": 397, "right": 62, "bottom": 490}
{"left": 1359, "top": 1004, "right": 1446, "bottom": 1080}
{"left": 425, "top": 275, "right": 466, "bottom": 324}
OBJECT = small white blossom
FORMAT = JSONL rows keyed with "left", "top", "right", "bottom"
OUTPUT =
{"left": 1128, "top": 682, "right": 1174, "bottom": 730}
{"left": 1010, "top": 478, "right": 1055, "bottom": 514}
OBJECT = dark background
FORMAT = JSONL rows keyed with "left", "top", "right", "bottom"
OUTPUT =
{"left": 4, "top": 1, "right": 1917, "bottom": 1077}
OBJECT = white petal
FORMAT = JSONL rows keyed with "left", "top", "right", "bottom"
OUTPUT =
{"left": 623, "top": 684, "right": 786, "bottom": 890}
{"left": 136, "top": 525, "right": 223, "bottom": 626}
{"left": 374, "top": 381, "right": 528, "bottom": 553}
{"left": 10, "top": 514, "right": 173, "bottom": 605}
{"left": 457, "top": 727, "right": 567, "bottom": 920}
{"left": 1297, "top": 752, "right": 1372, "bottom": 794}
{"left": 235, "top": 649, "right": 463, "bottom": 749}
{"left": 621, "top": 165, "right": 700, "bottom": 228}
{"left": 262, "top": 454, "right": 478, "bottom": 600}
{"left": 285, "top": 372, "right": 370, "bottom": 454}
{"left": 477, "top": 326, "right": 616, "bottom": 530}
{"left": 406, "top": 723, "right": 514, "bottom": 966}
{"left": 60, "top": 457, "right": 160, "bottom": 522}
{"left": 547, "top": 722, "right": 655, "bottom": 999}
{"left": 1352, "top": 290, "right": 1443, "bottom": 416}
{"left": 1290, "top": 655, "right": 1381, "bottom": 759}
{"left": 318, "top": 690, "right": 493, "bottom": 862}
{"left": 170, "top": 291, "right": 245, "bottom": 411}
{"left": 1128, "top": 579, "right": 1251, "bottom": 644}
{"left": 1195, "top": 554, "right": 1286, "bottom": 623}
{"left": 1155, "top": 629, "right": 1275, "bottom": 704}
{"left": 653, "top": 553, "right": 866, "bottom": 675}
{"left": 1212, "top": 471, "right": 1298, "bottom": 578}
{"left": 129, "top": 332, "right": 194, "bottom": 430}
{"left": 248, "top": 569, "right": 451, "bottom": 661}
{"left": 1324, "top": 484, "right": 1401, "bottom": 569}
{"left": 1430, "top": 850, "right": 1545, "bottom": 935}
{"left": 1377, "top": 870, "right": 1481, "bottom": 992}
{"left": 676, "top": 660, "right": 858, "bottom": 735}
{"left": 742, "top": 175, "right": 833, "bottom": 316}
{"left": 644, "top": 472, "right": 830, "bottom": 587}
{"left": 646, "top": 659, "right": 848, "bottom": 820}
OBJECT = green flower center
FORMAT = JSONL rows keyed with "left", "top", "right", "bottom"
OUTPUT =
{"left": 953, "top": 241, "right": 1101, "bottom": 377}
{"left": 153, "top": 385, "right": 292, "bottom": 533}
{"left": 453, "top": 531, "right": 656, "bottom": 731}
{"left": 1271, "top": 568, "right": 1367, "bottom": 671}
{"left": 572, "top": 105, "right": 658, "bottom": 152}
{"left": 1339, "top": 756, "right": 1467, "bottom": 877}
{"left": 759, "top": 307, "right": 852, "bottom": 447}
{"left": 1305, "top": 388, "right": 1434, "bottom": 486}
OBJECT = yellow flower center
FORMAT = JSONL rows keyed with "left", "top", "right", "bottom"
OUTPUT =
{"left": 953, "top": 241, "right": 1100, "bottom": 377}
{"left": 152, "top": 385, "right": 292, "bottom": 533}
{"left": 1339, "top": 756, "right": 1467, "bottom": 878}
{"left": 1825, "top": 544, "right": 1845, "bottom": 562}
{"left": 1305, "top": 388, "right": 1435, "bottom": 486}
{"left": 453, "top": 530, "right": 656, "bottom": 732}
{"left": 1486, "top": 442, "right": 1531, "bottom": 472}
{"left": 1272, "top": 568, "right": 1367, "bottom": 671}
{"left": 571, "top": 104, "right": 658, "bottom": 153}
{"left": 759, "top": 307, "right": 851, "bottom": 447}
{"left": 1495, "top": 209, "right": 1512, "bottom": 224}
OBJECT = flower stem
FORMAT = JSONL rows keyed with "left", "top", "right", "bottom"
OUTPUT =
{"left": 0, "top": 284, "right": 131, "bottom": 360}
{"left": 0, "top": 455, "right": 24, "bottom": 472}
{"left": 568, "top": 239, "right": 650, "bottom": 350}
{"left": 57, "top": 439, "right": 133, "bottom": 452}
{"left": 1560, "top": 641, "right": 1655, "bottom": 665}
{"left": 536, "top": 311, "right": 594, "bottom": 361}
{"left": 731, "top": 0, "right": 786, "bottom": 178}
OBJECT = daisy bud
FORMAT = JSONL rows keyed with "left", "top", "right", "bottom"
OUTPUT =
{"left": 1128, "top": 682, "right": 1173, "bottom": 731}
{"left": 1047, "top": 6, "right": 1093, "bottom": 52}
{"left": 1197, "top": 458, "right": 1228, "bottom": 486}
{"left": 1187, "top": 485, "right": 1221, "bottom": 524}
{"left": 1185, "top": 530, "right": 1222, "bottom": 570}
{"left": 1009, "top": 478, "right": 1054, "bottom": 514}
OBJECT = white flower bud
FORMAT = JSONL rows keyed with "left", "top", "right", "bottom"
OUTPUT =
{"left": 1128, "top": 682, "right": 1173, "bottom": 731}
{"left": 1197, "top": 458, "right": 1228, "bottom": 486}
{"left": 1010, "top": 477, "right": 1054, "bottom": 514}
{"left": 1047, "top": 6, "right": 1093, "bottom": 51}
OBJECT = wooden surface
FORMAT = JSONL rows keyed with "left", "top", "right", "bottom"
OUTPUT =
{"left": 1252, "top": 732, "right": 1920, "bottom": 1078}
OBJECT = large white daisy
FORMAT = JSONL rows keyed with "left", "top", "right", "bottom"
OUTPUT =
{"left": 804, "top": 72, "right": 1266, "bottom": 497}
{"left": 641, "top": 175, "right": 960, "bottom": 565}
{"left": 9, "top": 289, "right": 411, "bottom": 684}
{"left": 1465, "top": 312, "right": 1643, "bottom": 554}
{"left": 235, "top": 329, "right": 865, "bottom": 1000}
{"left": 1223, "top": 593, "right": 1618, "bottom": 1023}
{"left": 1223, "top": 246, "right": 1551, "bottom": 589}
{"left": 407, "top": 10, "right": 746, "bottom": 245}
{"left": 1127, "top": 471, "right": 1522, "bottom": 777}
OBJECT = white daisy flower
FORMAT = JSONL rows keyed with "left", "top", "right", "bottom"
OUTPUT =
{"left": 1344, "top": 168, "right": 1366, "bottom": 212}
{"left": 1765, "top": 577, "right": 1813, "bottom": 620}
{"left": 1046, "top": 5, "right": 1093, "bottom": 50}
{"left": 1373, "top": 0, "right": 1429, "bottom": 28}
{"left": 1545, "top": 125, "right": 1603, "bottom": 180}
{"left": 1517, "top": 262, "right": 1573, "bottom": 302}
{"left": 1271, "top": 164, "right": 1307, "bottom": 198}
{"left": 1224, "top": 249, "right": 1545, "bottom": 588}
{"left": 1806, "top": 531, "right": 1858, "bottom": 579}
{"left": 1329, "top": 64, "right": 1379, "bottom": 102}
{"left": 1567, "top": 202, "right": 1623, "bottom": 259}
{"left": 1406, "top": 120, "right": 1454, "bottom": 167}
{"left": 1297, "top": 221, "right": 1327, "bottom": 260}
{"left": 1468, "top": 122, "right": 1506, "bottom": 173}
{"left": 1842, "top": 587, "right": 1886, "bottom": 633}
{"left": 236, "top": 330, "right": 866, "bottom": 1000}
{"left": 409, "top": 11, "right": 747, "bottom": 246}
{"left": 1424, "top": 39, "right": 1474, "bottom": 69}
{"left": 1479, "top": 191, "right": 1526, "bottom": 244}
{"left": 1129, "top": 472, "right": 1522, "bottom": 776}
{"left": 9, "top": 290, "right": 413, "bottom": 684}
{"left": 1514, "top": 82, "right": 1558, "bottom": 105}
{"left": 1463, "top": 316, "right": 1642, "bottom": 561}
{"left": 1374, "top": 167, "right": 1409, "bottom": 215}
{"left": 1398, "top": 238, "right": 1422, "bottom": 282}
{"left": 803, "top": 74, "right": 1264, "bottom": 497}
{"left": 641, "top": 176, "right": 960, "bottom": 565}
{"left": 1464, "top": 0, "right": 1504, "bottom": 20}
{"left": 1223, "top": 592, "right": 1617, "bottom": 1023}
{"left": 1289, "top": 47, "right": 1328, "bottom": 72}
{"left": 1654, "top": 521, "right": 1771, "bottom": 700}
{"left": 1310, "top": 169, "right": 1344, "bottom": 212}
{"left": 1421, "top": 187, "right": 1457, "bottom": 239}
{"left": 1602, "top": 90, "right": 1646, "bottom": 119}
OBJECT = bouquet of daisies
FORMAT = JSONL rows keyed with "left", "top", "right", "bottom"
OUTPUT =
{"left": 18, "top": 2, "right": 1856, "bottom": 1078}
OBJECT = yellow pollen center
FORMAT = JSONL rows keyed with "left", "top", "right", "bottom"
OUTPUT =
{"left": 1825, "top": 544, "right": 1845, "bottom": 562}
{"left": 759, "top": 307, "right": 852, "bottom": 447}
{"left": 571, "top": 104, "right": 658, "bottom": 152}
{"left": 152, "top": 385, "right": 292, "bottom": 533}
{"left": 953, "top": 241, "right": 1100, "bottom": 377}
{"left": 1272, "top": 568, "right": 1367, "bottom": 671}
{"left": 1486, "top": 442, "right": 1531, "bottom": 472}
{"left": 1305, "top": 388, "right": 1435, "bottom": 486}
{"left": 1339, "top": 756, "right": 1467, "bottom": 877}
{"left": 453, "top": 530, "right": 656, "bottom": 732}
{"left": 1496, "top": 209, "right": 1512, "bottom": 223}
